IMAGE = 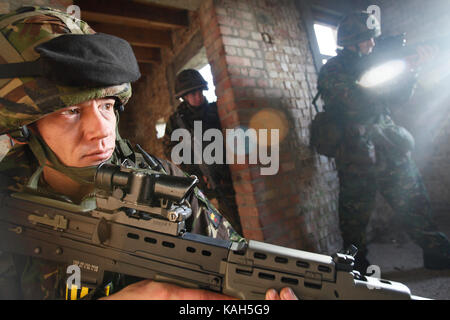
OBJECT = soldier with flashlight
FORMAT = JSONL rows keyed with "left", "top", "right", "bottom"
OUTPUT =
{"left": 316, "top": 11, "right": 450, "bottom": 273}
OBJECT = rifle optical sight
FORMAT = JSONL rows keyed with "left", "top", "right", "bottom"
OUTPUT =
{"left": 95, "top": 163, "right": 199, "bottom": 204}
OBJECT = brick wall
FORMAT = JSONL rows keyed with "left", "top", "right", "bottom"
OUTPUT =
{"left": 197, "top": 0, "right": 341, "bottom": 253}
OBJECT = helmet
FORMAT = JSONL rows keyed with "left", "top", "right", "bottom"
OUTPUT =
{"left": 337, "top": 11, "right": 381, "bottom": 47}
{"left": 0, "top": 6, "right": 139, "bottom": 135}
{"left": 174, "top": 69, "right": 208, "bottom": 99}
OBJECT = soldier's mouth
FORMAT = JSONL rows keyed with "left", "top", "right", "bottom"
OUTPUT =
{"left": 82, "top": 148, "right": 114, "bottom": 162}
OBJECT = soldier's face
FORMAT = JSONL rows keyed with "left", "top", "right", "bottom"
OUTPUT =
{"left": 358, "top": 38, "right": 375, "bottom": 55}
{"left": 184, "top": 90, "right": 205, "bottom": 107}
{"left": 35, "top": 98, "right": 117, "bottom": 167}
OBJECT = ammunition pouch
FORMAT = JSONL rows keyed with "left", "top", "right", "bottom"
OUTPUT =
{"left": 340, "top": 124, "right": 376, "bottom": 166}
{"left": 371, "top": 124, "right": 415, "bottom": 154}
{"left": 310, "top": 110, "right": 343, "bottom": 158}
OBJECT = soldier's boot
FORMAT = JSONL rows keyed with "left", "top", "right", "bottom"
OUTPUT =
{"left": 420, "top": 232, "right": 450, "bottom": 270}
{"left": 423, "top": 250, "right": 450, "bottom": 270}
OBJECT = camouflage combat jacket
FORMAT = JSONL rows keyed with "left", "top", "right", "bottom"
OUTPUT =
{"left": 0, "top": 142, "right": 243, "bottom": 300}
{"left": 162, "top": 100, "right": 242, "bottom": 233}
{"left": 162, "top": 100, "right": 234, "bottom": 201}
{"left": 317, "top": 49, "right": 387, "bottom": 124}
{"left": 317, "top": 48, "right": 417, "bottom": 171}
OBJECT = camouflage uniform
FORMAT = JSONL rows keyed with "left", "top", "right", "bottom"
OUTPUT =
{"left": 317, "top": 12, "right": 450, "bottom": 271}
{"left": 0, "top": 7, "right": 242, "bottom": 300}
{"left": 163, "top": 70, "right": 242, "bottom": 235}
{"left": 0, "top": 142, "right": 242, "bottom": 300}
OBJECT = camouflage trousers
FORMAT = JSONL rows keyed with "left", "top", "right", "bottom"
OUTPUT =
{"left": 338, "top": 156, "right": 450, "bottom": 260}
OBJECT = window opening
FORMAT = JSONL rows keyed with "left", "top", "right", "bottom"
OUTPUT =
{"left": 155, "top": 117, "right": 166, "bottom": 139}
{"left": 313, "top": 23, "right": 338, "bottom": 65}
{"left": 198, "top": 64, "right": 217, "bottom": 103}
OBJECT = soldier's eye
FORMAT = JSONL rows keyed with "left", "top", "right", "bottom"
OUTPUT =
{"left": 60, "top": 108, "right": 80, "bottom": 115}
{"left": 101, "top": 103, "right": 114, "bottom": 111}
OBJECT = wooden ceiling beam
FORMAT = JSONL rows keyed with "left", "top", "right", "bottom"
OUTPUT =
{"left": 88, "top": 22, "right": 172, "bottom": 48}
{"left": 75, "top": 0, "right": 189, "bottom": 29}
{"left": 132, "top": 46, "right": 161, "bottom": 64}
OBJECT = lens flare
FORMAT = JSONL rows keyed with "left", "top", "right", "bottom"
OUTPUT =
{"left": 249, "top": 108, "right": 289, "bottom": 147}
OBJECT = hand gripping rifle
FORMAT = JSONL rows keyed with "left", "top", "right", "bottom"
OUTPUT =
{"left": 0, "top": 164, "right": 427, "bottom": 299}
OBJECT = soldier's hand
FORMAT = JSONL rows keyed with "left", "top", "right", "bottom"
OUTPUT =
{"left": 265, "top": 287, "right": 299, "bottom": 300}
{"left": 100, "top": 279, "right": 236, "bottom": 300}
{"left": 100, "top": 280, "right": 298, "bottom": 300}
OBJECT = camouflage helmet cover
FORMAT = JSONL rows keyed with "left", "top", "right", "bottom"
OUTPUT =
{"left": 337, "top": 11, "right": 381, "bottom": 47}
{"left": 0, "top": 6, "right": 133, "bottom": 135}
{"left": 174, "top": 69, "right": 208, "bottom": 99}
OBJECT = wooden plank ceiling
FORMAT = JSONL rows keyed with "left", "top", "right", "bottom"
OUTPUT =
{"left": 74, "top": 0, "right": 191, "bottom": 76}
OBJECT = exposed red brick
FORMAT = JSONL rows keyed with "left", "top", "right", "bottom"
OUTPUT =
{"left": 233, "top": 181, "right": 255, "bottom": 194}
{"left": 225, "top": 55, "right": 252, "bottom": 67}
{"left": 238, "top": 206, "right": 260, "bottom": 217}
{"left": 216, "top": 88, "right": 234, "bottom": 106}
{"left": 230, "top": 77, "right": 256, "bottom": 87}
{"left": 240, "top": 216, "right": 262, "bottom": 229}
{"left": 242, "top": 229, "right": 264, "bottom": 241}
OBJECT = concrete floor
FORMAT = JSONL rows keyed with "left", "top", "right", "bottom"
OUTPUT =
{"left": 366, "top": 213, "right": 450, "bottom": 300}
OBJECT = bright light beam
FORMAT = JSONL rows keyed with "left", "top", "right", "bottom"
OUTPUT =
{"left": 359, "top": 60, "right": 407, "bottom": 88}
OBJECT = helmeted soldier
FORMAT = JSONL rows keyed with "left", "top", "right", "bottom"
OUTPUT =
{"left": 316, "top": 11, "right": 450, "bottom": 273}
{"left": 0, "top": 7, "right": 297, "bottom": 300}
{"left": 163, "top": 69, "right": 242, "bottom": 235}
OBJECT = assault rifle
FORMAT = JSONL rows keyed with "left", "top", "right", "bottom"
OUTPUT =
{"left": 373, "top": 32, "right": 450, "bottom": 62}
{"left": 358, "top": 32, "right": 450, "bottom": 88}
{"left": 0, "top": 163, "right": 426, "bottom": 299}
